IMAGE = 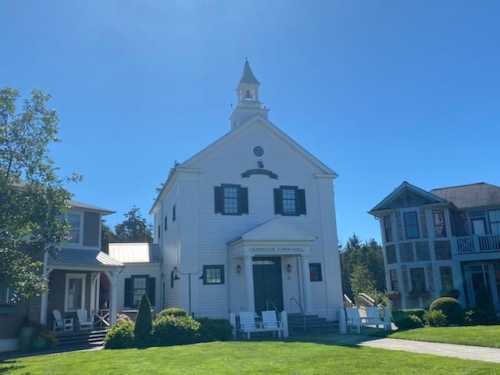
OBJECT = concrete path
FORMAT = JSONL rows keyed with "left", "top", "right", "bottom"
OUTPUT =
{"left": 360, "top": 337, "right": 500, "bottom": 364}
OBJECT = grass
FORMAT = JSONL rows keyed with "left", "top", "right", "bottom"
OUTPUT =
{"left": 389, "top": 325, "right": 500, "bottom": 348}
{"left": 1, "top": 339, "right": 500, "bottom": 374}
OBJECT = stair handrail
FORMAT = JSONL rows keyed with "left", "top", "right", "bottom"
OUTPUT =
{"left": 289, "top": 297, "right": 306, "bottom": 332}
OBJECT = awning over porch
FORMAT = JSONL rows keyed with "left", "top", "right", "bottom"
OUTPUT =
{"left": 48, "top": 248, "right": 123, "bottom": 270}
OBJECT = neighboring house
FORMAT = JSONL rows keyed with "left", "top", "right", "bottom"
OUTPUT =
{"left": 150, "top": 61, "right": 343, "bottom": 320}
{"left": 0, "top": 200, "right": 123, "bottom": 352}
{"left": 370, "top": 181, "right": 500, "bottom": 312}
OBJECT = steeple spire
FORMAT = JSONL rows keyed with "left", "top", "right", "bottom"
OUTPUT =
{"left": 230, "top": 60, "right": 269, "bottom": 130}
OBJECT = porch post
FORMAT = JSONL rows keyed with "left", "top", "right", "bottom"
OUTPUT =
{"left": 301, "top": 255, "right": 312, "bottom": 313}
{"left": 109, "top": 271, "right": 118, "bottom": 325}
{"left": 40, "top": 251, "right": 50, "bottom": 326}
{"left": 244, "top": 255, "right": 255, "bottom": 312}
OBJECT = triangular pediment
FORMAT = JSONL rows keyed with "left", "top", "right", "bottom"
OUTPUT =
{"left": 369, "top": 182, "right": 448, "bottom": 215}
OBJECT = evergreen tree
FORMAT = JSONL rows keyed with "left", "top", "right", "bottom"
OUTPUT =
{"left": 114, "top": 207, "right": 152, "bottom": 243}
{"left": 134, "top": 294, "right": 153, "bottom": 345}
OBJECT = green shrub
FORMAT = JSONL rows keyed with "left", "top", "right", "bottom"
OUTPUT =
{"left": 464, "top": 308, "right": 498, "bottom": 325}
{"left": 425, "top": 310, "right": 448, "bottom": 327}
{"left": 104, "top": 321, "right": 135, "bottom": 349}
{"left": 392, "top": 310, "right": 424, "bottom": 330}
{"left": 197, "top": 318, "right": 233, "bottom": 342}
{"left": 429, "top": 297, "right": 464, "bottom": 325}
{"left": 153, "top": 315, "right": 201, "bottom": 346}
{"left": 157, "top": 307, "right": 188, "bottom": 318}
{"left": 134, "top": 295, "right": 153, "bottom": 345}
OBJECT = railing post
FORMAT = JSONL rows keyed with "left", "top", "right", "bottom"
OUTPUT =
{"left": 473, "top": 236, "right": 480, "bottom": 253}
{"left": 281, "top": 311, "right": 289, "bottom": 338}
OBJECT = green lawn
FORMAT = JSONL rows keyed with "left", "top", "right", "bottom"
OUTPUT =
{"left": 390, "top": 325, "right": 500, "bottom": 348}
{"left": 1, "top": 340, "right": 499, "bottom": 374}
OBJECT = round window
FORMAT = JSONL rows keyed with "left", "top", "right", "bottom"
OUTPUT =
{"left": 253, "top": 146, "right": 264, "bottom": 157}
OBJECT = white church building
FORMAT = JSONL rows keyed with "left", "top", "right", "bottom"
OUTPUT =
{"left": 150, "top": 61, "right": 344, "bottom": 321}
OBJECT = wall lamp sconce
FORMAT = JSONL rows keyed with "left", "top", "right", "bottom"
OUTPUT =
{"left": 287, "top": 264, "right": 292, "bottom": 273}
{"left": 236, "top": 264, "right": 242, "bottom": 274}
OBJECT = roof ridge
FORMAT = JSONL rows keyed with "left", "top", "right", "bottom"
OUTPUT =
{"left": 431, "top": 182, "right": 488, "bottom": 191}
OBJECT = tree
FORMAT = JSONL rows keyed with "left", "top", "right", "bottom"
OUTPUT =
{"left": 114, "top": 207, "right": 152, "bottom": 243}
{"left": 0, "top": 88, "right": 76, "bottom": 301}
{"left": 101, "top": 220, "right": 117, "bottom": 253}
{"left": 341, "top": 234, "right": 385, "bottom": 298}
{"left": 134, "top": 294, "right": 153, "bottom": 345}
{"left": 350, "top": 264, "right": 376, "bottom": 297}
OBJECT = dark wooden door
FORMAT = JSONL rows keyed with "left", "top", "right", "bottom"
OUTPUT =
{"left": 253, "top": 257, "right": 284, "bottom": 312}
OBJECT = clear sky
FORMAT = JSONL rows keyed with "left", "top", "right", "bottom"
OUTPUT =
{"left": 2, "top": 1, "right": 500, "bottom": 244}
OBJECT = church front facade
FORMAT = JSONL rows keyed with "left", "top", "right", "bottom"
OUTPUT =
{"left": 150, "top": 62, "right": 343, "bottom": 320}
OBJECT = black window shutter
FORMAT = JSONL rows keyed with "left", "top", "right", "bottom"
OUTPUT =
{"left": 274, "top": 188, "right": 283, "bottom": 214}
{"left": 297, "top": 189, "right": 307, "bottom": 215}
{"left": 124, "top": 278, "right": 133, "bottom": 308}
{"left": 239, "top": 187, "right": 249, "bottom": 214}
{"left": 214, "top": 186, "right": 224, "bottom": 214}
{"left": 147, "top": 277, "right": 156, "bottom": 306}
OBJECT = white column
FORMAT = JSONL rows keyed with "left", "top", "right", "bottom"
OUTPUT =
{"left": 301, "top": 255, "right": 312, "bottom": 313}
{"left": 244, "top": 255, "right": 255, "bottom": 312}
{"left": 109, "top": 271, "right": 118, "bottom": 325}
{"left": 40, "top": 251, "right": 50, "bottom": 326}
{"left": 89, "top": 273, "right": 97, "bottom": 317}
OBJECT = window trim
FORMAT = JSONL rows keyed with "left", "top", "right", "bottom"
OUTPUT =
{"left": 309, "top": 263, "right": 323, "bottom": 282}
{"left": 203, "top": 265, "right": 225, "bottom": 285}
{"left": 64, "top": 273, "right": 86, "bottom": 312}
{"left": 403, "top": 211, "right": 420, "bottom": 239}
{"left": 131, "top": 275, "right": 148, "bottom": 307}
{"left": 65, "top": 211, "right": 84, "bottom": 247}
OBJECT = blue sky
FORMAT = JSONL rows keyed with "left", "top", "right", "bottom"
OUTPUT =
{"left": 2, "top": 1, "right": 500, "bottom": 244}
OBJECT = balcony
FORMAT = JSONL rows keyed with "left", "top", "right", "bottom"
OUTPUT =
{"left": 456, "top": 234, "right": 500, "bottom": 254}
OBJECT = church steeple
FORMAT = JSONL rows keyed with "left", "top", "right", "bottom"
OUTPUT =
{"left": 230, "top": 60, "right": 269, "bottom": 130}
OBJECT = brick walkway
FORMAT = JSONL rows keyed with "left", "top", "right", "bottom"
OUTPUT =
{"left": 360, "top": 337, "right": 500, "bottom": 363}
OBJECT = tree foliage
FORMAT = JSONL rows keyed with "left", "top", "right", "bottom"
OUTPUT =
{"left": 134, "top": 294, "right": 153, "bottom": 345}
{"left": 114, "top": 207, "right": 152, "bottom": 243}
{"left": 0, "top": 88, "right": 76, "bottom": 300}
{"left": 341, "top": 234, "right": 385, "bottom": 298}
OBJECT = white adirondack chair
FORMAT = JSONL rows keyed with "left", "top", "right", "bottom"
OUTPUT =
{"left": 239, "top": 312, "right": 259, "bottom": 339}
{"left": 261, "top": 310, "right": 282, "bottom": 338}
{"left": 361, "top": 306, "right": 385, "bottom": 329}
{"left": 52, "top": 310, "right": 73, "bottom": 332}
{"left": 345, "top": 307, "right": 361, "bottom": 333}
{"left": 77, "top": 309, "right": 93, "bottom": 330}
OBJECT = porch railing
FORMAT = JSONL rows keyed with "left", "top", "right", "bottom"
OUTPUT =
{"left": 456, "top": 234, "right": 500, "bottom": 254}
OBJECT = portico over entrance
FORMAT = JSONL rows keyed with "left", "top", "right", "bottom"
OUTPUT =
{"left": 227, "top": 219, "right": 317, "bottom": 314}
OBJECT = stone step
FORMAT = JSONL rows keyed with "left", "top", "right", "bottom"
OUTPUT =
{"left": 57, "top": 329, "right": 107, "bottom": 348}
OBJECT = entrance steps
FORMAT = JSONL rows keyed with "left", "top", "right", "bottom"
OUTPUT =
{"left": 56, "top": 329, "right": 108, "bottom": 349}
{"left": 287, "top": 313, "right": 338, "bottom": 335}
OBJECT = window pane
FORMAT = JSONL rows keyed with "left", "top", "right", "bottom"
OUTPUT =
{"left": 389, "top": 269, "right": 399, "bottom": 291}
{"left": 67, "top": 213, "right": 81, "bottom": 243}
{"left": 404, "top": 212, "right": 420, "bottom": 239}
{"left": 489, "top": 210, "right": 500, "bottom": 235}
{"left": 133, "top": 277, "right": 147, "bottom": 306}
{"left": 383, "top": 215, "right": 393, "bottom": 242}
{"left": 223, "top": 187, "right": 238, "bottom": 214}
{"left": 309, "top": 263, "right": 322, "bottom": 282}
{"left": 434, "top": 240, "right": 452, "bottom": 260}
{"left": 440, "top": 267, "right": 453, "bottom": 291}
{"left": 282, "top": 189, "right": 296, "bottom": 215}
{"left": 433, "top": 209, "right": 447, "bottom": 238}
{"left": 415, "top": 241, "right": 430, "bottom": 261}
{"left": 204, "top": 266, "right": 224, "bottom": 284}
{"left": 68, "top": 278, "right": 83, "bottom": 310}
{"left": 386, "top": 245, "right": 397, "bottom": 264}
{"left": 410, "top": 268, "right": 426, "bottom": 293}
{"left": 399, "top": 242, "right": 414, "bottom": 262}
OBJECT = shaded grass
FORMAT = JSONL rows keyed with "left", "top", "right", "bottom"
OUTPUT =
{"left": 1, "top": 340, "right": 500, "bottom": 374}
{"left": 390, "top": 325, "right": 500, "bottom": 348}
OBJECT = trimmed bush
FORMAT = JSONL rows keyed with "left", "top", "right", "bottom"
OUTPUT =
{"left": 429, "top": 297, "right": 464, "bottom": 325}
{"left": 134, "top": 295, "right": 153, "bottom": 345}
{"left": 157, "top": 307, "right": 188, "bottom": 319}
{"left": 104, "top": 321, "right": 135, "bottom": 349}
{"left": 197, "top": 318, "right": 233, "bottom": 342}
{"left": 425, "top": 310, "right": 448, "bottom": 327}
{"left": 464, "top": 308, "right": 498, "bottom": 325}
{"left": 392, "top": 310, "right": 424, "bottom": 330}
{"left": 153, "top": 315, "right": 201, "bottom": 346}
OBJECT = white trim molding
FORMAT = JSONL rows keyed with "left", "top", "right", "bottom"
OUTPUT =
{"left": 64, "top": 273, "right": 86, "bottom": 312}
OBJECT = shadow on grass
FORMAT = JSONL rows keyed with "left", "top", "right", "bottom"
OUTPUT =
{"left": 0, "top": 359, "right": 25, "bottom": 374}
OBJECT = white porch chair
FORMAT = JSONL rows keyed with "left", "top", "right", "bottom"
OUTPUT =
{"left": 52, "top": 310, "right": 73, "bottom": 332}
{"left": 261, "top": 310, "right": 283, "bottom": 338}
{"left": 360, "top": 306, "right": 385, "bottom": 329}
{"left": 345, "top": 307, "right": 361, "bottom": 333}
{"left": 239, "top": 312, "right": 259, "bottom": 339}
{"left": 77, "top": 309, "right": 93, "bottom": 330}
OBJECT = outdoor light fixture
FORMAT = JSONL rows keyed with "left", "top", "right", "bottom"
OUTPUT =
{"left": 236, "top": 264, "right": 242, "bottom": 274}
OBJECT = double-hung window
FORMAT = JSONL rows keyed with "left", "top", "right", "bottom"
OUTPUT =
{"left": 274, "top": 186, "right": 306, "bottom": 216}
{"left": 383, "top": 215, "right": 393, "bottom": 242}
{"left": 309, "top": 263, "right": 323, "bottom": 282}
{"left": 439, "top": 266, "right": 454, "bottom": 291}
{"left": 489, "top": 210, "right": 500, "bottom": 235}
{"left": 433, "top": 209, "right": 447, "bottom": 238}
{"left": 214, "top": 185, "right": 248, "bottom": 215}
{"left": 410, "top": 268, "right": 426, "bottom": 294}
{"left": 282, "top": 188, "right": 297, "bottom": 215}
{"left": 67, "top": 213, "right": 81, "bottom": 244}
{"left": 403, "top": 211, "right": 420, "bottom": 239}
{"left": 132, "top": 276, "right": 147, "bottom": 307}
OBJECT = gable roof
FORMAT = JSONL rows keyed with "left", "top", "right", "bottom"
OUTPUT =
{"left": 369, "top": 181, "right": 447, "bottom": 215}
{"left": 108, "top": 243, "right": 161, "bottom": 264}
{"left": 150, "top": 115, "right": 337, "bottom": 213}
{"left": 228, "top": 217, "right": 317, "bottom": 244}
{"left": 431, "top": 182, "right": 500, "bottom": 209}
